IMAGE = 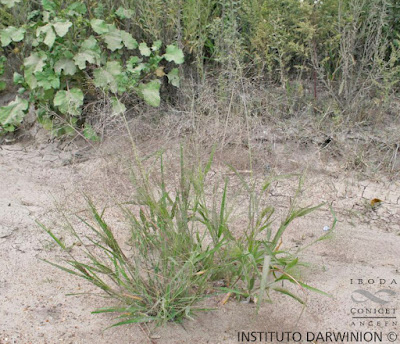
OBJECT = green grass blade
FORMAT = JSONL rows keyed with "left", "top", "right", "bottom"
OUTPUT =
{"left": 272, "top": 287, "right": 305, "bottom": 304}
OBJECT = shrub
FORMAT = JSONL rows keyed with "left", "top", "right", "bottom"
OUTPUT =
{"left": 0, "top": 0, "right": 184, "bottom": 137}
{"left": 312, "top": 0, "right": 400, "bottom": 121}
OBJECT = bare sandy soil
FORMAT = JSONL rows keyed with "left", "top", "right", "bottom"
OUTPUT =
{"left": 0, "top": 134, "right": 399, "bottom": 344}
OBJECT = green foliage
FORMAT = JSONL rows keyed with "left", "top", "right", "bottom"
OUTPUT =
{"left": 0, "top": 0, "right": 21, "bottom": 9}
{"left": 42, "top": 149, "right": 335, "bottom": 326}
{"left": 53, "top": 88, "right": 84, "bottom": 116}
{"left": 0, "top": 96, "right": 28, "bottom": 132}
{"left": 82, "top": 123, "right": 99, "bottom": 141}
{"left": 254, "top": 0, "right": 313, "bottom": 79}
{"left": 0, "top": 25, "right": 25, "bottom": 46}
{"left": 164, "top": 44, "right": 185, "bottom": 64}
{"left": 0, "top": 56, "right": 6, "bottom": 90}
{"left": 167, "top": 68, "right": 180, "bottom": 87}
{"left": 111, "top": 97, "right": 126, "bottom": 114}
{"left": 115, "top": 6, "right": 134, "bottom": 20}
{"left": 0, "top": 0, "right": 183, "bottom": 137}
{"left": 138, "top": 80, "right": 161, "bottom": 107}
{"left": 312, "top": 0, "right": 400, "bottom": 119}
{"left": 1, "top": 0, "right": 399, "bottom": 130}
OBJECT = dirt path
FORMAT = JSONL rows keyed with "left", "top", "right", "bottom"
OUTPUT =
{"left": 1, "top": 141, "right": 399, "bottom": 344}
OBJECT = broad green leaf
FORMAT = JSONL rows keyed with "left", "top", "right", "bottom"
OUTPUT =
{"left": 11, "top": 28, "right": 25, "bottom": 42}
{"left": 0, "top": 27, "right": 12, "bottom": 47}
{"left": 0, "top": 0, "right": 21, "bottom": 8}
{"left": 42, "top": 89, "right": 55, "bottom": 101}
{"left": 120, "top": 31, "right": 137, "bottom": 50}
{"left": 148, "top": 54, "right": 163, "bottom": 67}
{"left": 39, "top": 117, "right": 53, "bottom": 130}
{"left": 53, "top": 21, "right": 72, "bottom": 37}
{"left": 62, "top": 50, "right": 74, "bottom": 60}
{"left": 139, "top": 42, "right": 151, "bottom": 56}
{"left": 67, "top": 2, "right": 87, "bottom": 15}
{"left": 115, "top": 7, "right": 134, "bottom": 19}
{"left": 81, "top": 36, "right": 99, "bottom": 51}
{"left": 104, "top": 61, "right": 122, "bottom": 75}
{"left": 43, "top": 27, "right": 56, "bottom": 48}
{"left": 35, "top": 68, "right": 60, "bottom": 90}
{"left": 0, "top": 96, "right": 28, "bottom": 132}
{"left": 167, "top": 68, "right": 180, "bottom": 87}
{"left": 74, "top": 37, "right": 101, "bottom": 69}
{"left": 128, "top": 63, "right": 147, "bottom": 76}
{"left": 111, "top": 97, "right": 126, "bottom": 115}
{"left": 1, "top": 27, "right": 26, "bottom": 47}
{"left": 163, "top": 45, "right": 184, "bottom": 64}
{"left": 24, "top": 53, "right": 47, "bottom": 73}
{"left": 24, "top": 72, "right": 37, "bottom": 89}
{"left": 93, "top": 68, "right": 113, "bottom": 90}
{"left": 0, "top": 56, "right": 5, "bottom": 74}
{"left": 152, "top": 40, "right": 162, "bottom": 51}
{"left": 138, "top": 80, "right": 160, "bottom": 107}
{"left": 90, "top": 19, "right": 109, "bottom": 34}
{"left": 42, "top": 0, "right": 56, "bottom": 12}
{"left": 103, "top": 25, "right": 123, "bottom": 51}
{"left": 42, "top": 11, "right": 51, "bottom": 23}
{"left": 27, "top": 10, "right": 41, "bottom": 21}
{"left": 93, "top": 61, "right": 122, "bottom": 93}
{"left": 54, "top": 59, "right": 76, "bottom": 75}
{"left": 73, "top": 52, "right": 99, "bottom": 69}
{"left": 53, "top": 88, "right": 84, "bottom": 116}
{"left": 0, "top": 81, "right": 6, "bottom": 91}
{"left": 83, "top": 124, "right": 99, "bottom": 141}
{"left": 37, "top": 24, "right": 56, "bottom": 48}
{"left": 126, "top": 56, "right": 141, "bottom": 71}
{"left": 93, "top": 4, "right": 105, "bottom": 18}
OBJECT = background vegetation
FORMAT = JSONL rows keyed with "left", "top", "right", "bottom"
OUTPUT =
{"left": 1, "top": 0, "right": 400, "bottom": 137}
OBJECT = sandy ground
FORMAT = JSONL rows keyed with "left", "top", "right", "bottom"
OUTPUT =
{"left": 0, "top": 137, "right": 399, "bottom": 344}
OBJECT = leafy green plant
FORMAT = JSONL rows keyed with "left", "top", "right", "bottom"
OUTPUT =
{"left": 0, "top": 56, "right": 6, "bottom": 91}
{"left": 41, "top": 147, "right": 336, "bottom": 327}
{"left": 1, "top": 0, "right": 398, "bottom": 132}
{"left": 0, "top": 0, "right": 184, "bottom": 138}
{"left": 0, "top": 95, "right": 28, "bottom": 132}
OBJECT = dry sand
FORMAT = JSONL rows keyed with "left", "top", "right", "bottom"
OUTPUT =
{"left": 0, "top": 137, "right": 399, "bottom": 344}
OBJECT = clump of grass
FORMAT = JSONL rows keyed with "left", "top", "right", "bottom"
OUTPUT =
{"left": 40, "top": 146, "right": 336, "bottom": 327}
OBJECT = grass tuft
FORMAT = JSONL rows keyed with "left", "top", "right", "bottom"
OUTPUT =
{"left": 41, "top": 147, "right": 336, "bottom": 327}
